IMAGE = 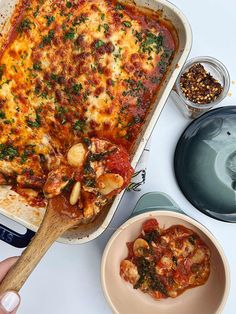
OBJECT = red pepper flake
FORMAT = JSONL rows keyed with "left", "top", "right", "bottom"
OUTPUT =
{"left": 180, "top": 63, "right": 223, "bottom": 104}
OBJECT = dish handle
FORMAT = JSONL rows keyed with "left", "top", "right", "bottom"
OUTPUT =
{"left": 0, "top": 223, "right": 35, "bottom": 248}
{"left": 131, "top": 192, "right": 184, "bottom": 217}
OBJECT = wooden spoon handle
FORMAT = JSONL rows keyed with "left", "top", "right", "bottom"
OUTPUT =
{"left": 0, "top": 205, "right": 75, "bottom": 294}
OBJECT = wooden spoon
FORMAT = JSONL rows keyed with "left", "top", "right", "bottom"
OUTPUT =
{"left": 0, "top": 138, "right": 134, "bottom": 294}
{"left": 0, "top": 197, "right": 82, "bottom": 294}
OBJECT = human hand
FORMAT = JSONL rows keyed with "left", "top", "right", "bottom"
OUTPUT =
{"left": 0, "top": 258, "right": 20, "bottom": 313}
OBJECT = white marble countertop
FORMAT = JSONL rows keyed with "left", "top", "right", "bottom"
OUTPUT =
{"left": 0, "top": 0, "right": 236, "bottom": 313}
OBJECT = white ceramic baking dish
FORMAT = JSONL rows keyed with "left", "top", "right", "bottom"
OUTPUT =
{"left": 0, "top": 0, "right": 192, "bottom": 245}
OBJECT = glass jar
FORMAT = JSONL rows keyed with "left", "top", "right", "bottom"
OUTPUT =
{"left": 171, "top": 56, "right": 230, "bottom": 119}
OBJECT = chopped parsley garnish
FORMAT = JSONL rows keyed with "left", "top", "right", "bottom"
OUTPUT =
{"left": 45, "top": 15, "right": 55, "bottom": 26}
{"left": 55, "top": 106, "right": 68, "bottom": 125}
{"left": 12, "top": 65, "right": 18, "bottom": 73}
{"left": 17, "top": 18, "right": 33, "bottom": 33}
{"left": 0, "top": 65, "right": 5, "bottom": 81}
{"left": 0, "top": 110, "right": 5, "bottom": 119}
{"left": 122, "top": 21, "right": 131, "bottom": 28}
{"left": 4, "top": 119, "right": 14, "bottom": 125}
{"left": 73, "top": 14, "right": 89, "bottom": 26}
{"left": 64, "top": 28, "right": 75, "bottom": 40}
{"left": 115, "top": 3, "right": 124, "bottom": 10}
{"left": 40, "top": 30, "right": 55, "bottom": 47}
{"left": 101, "top": 23, "right": 109, "bottom": 34}
{"left": 20, "top": 145, "right": 35, "bottom": 164}
{"left": 56, "top": 106, "right": 68, "bottom": 114}
{"left": 158, "top": 60, "right": 167, "bottom": 74}
{"left": 72, "top": 83, "right": 83, "bottom": 94}
{"left": 0, "top": 144, "right": 19, "bottom": 161}
{"left": 33, "top": 62, "right": 42, "bottom": 71}
{"left": 66, "top": 1, "right": 72, "bottom": 8}
{"left": 20, "top": 153, "right": 28, "bottom": 164}
{"left": 162, "top": 48, "right": 173, "bottom": 59}
{"left": 101, "top": 13, "right": 105, "bottom": 21}
{"left": 188, "top": 235, "right": 196, "bottom": 245}
{"left": 73, "top": 120, "right": 85, "bottom": 132}
{"left": 134, "top": 31, "right": 143, "bottom": 42}
{"left": 95, "top": 40, "right": 105, "bottom": 49}
{"left": 34, "top": 85, "right": 41, "bottom": 95}
{"left": 141, "top": 32, "right": 163, "bottom": 54}
{"left": 83, "top": 138, "right": 91, "bottom": 147}
{"left": 50, "top": 73, "right": 59, "bottom": 81}
{"left": 26, "top": 111, "right": 41, "bottom": 128}
{"left": 33, "top": 5, "right": 40, "bottom": 18}
{"left": 123, "top": 79, "right": 146, "bottom": 97}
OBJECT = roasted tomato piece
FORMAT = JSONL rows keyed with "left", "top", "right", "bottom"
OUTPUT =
{"left": 105, "top": 147, "right": 134, "bottom": 187}
{"left": 143, "top": 218, "right": 159, "bottom": 232}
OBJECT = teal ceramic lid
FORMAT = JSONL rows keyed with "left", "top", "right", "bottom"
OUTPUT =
{"left": 174, "top": 106, "right": 236, "bottom": 222}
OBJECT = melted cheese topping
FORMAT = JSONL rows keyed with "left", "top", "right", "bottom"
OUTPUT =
{"left": 0, "top": 0, "right": 176, "bottom": 205}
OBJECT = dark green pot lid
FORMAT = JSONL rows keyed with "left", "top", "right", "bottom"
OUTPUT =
{"left": 174, "top": 106, "right": 236, "bottom": 222}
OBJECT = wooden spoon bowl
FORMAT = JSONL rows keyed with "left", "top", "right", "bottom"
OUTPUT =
{"left": 0, "top": 198, "right": 82, "bottom": 293}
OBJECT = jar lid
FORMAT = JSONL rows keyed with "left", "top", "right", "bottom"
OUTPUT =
{"left": 174, "top": 106, "right": 236, "bottom": 222}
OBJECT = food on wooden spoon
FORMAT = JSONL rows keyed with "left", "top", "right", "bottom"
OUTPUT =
{"left": 0, "top": 138, "right": 133, "bottom": 294}
{"left": 44, "top": 137, "right": 134, "bottom": 220}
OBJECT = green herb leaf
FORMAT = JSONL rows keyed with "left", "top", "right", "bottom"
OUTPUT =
{"left": 45, "top": 15, "right": 55, "bottom": 26}
{"left": 73, "top": 120, "right": 85, "bottom": 132}
{"left": 56, "top": 106, "right": 68, "bottom": 114}
{"left": 134, "top": 31, "right": 142, "bottom": 42}
{"left": 72, "top": 83, "right": 83, "bottom": 94}
{"left": 26, "top": 111, "right": 41, "bottom": 128}
{"left": 3, "top": 119, "right": 14, "bottom": 124}
{"left": 0, "top": 144, "right": 19, "bottom": 161}
{"left": 66, "top": 1, "right": 72, "bottom": 8}
{"left": 17, "top": 18, "right": 33, "bottom": 33}
{"left": 40, "top": 29, "right": 55, "bottom": 47}
{"left": 158, "top": 60, "right": 167, "bottom": 74}
{"left": 122, "top": 21, "right": 131, "bottom": 28}
{"left": 0, "top": 110, "right": 5, "bottom": 119}
{"left": 33, "top": 61, "right": 42, "bottom": 71}
{"left": 73, "top": 14, "right": 88, "bottom": 26}
{"left": 20, "top": 145, "right": 35, "bottom": 164}
{"left": 64, "top": 28, "right": 75, "bottom": 40}
{"left": 115, "top": 3, "right": 124, "bottom": 10}
{"left": 33, "top": 5, "right": 40, "bottom": 18}
{"left": 141, "top": 32, "right": 163, "bottom": 54}
{"left": 103, "top": 23, "right": 110, "bottom": 33}
{"left": 95, "top": 40, "right": 105, "bottom": 49}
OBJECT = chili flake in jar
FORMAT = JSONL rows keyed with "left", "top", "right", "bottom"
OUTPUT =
{"left": 180, "top": 63, "right": 223, "bottom": 104}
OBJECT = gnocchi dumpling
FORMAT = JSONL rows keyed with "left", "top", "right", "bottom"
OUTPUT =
{"left": 69, "top": 182, "right": 81, "bottom": 205}
{"left": 120, "top": 260, "right": 140, "bottom": 285}
{"left": 190, "top": 249, "right": 205, "bottom": 264}
{"left": 67, "top": 143, "right": 87, "bottom": 167}
{"left": 133, "top": 238, "right": 149, "bottom": 257}
{"left": 97, "top": 173, "right": 124, "bottom": 195}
